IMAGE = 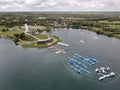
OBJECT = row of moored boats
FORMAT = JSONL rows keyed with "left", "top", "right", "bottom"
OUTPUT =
{"left": 68, "top": 53, "right": 98, "bottom": 74}
{"left": 68, "top": 53, "right": 115, "bottom": 81}
{"left": 95, "top": 67, "right": 115, "bottom": 81}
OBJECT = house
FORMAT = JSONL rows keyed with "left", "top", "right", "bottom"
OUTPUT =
{"left": 37, "top": 38, "right": 53, "bottom": 44}
{"left": 38, "top": 17, "right": 47, "bottom": 19}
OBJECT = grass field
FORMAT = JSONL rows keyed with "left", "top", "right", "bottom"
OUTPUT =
{"left": 0, "top": 26, "right": 23, "bottom": 38}
{"left": 108, "top": 25, "right": 120, "bottom": 29}
{"left": 35, "top": 34, "right": 48, "bottom": 39}
{"left": 0, "top": 26, "right": 7, "bottom": 31}
{"left": 0, "top": 30, "right": 22, "bottom": 36}
{"left": 99, "top": 20, "right": 120, "bottom": 24}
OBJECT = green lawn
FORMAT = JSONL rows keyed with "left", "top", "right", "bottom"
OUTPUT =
{"left": 35, "top": 34, "right": 48, "bottom": 39}
{"left": 111, "top": 21, "right": 120, "bottom": 23}
{"left": 99, "top": 20, "right": 109, "bottom": 23}
{"left": 21, "top": 43, "right": 48, "bottom": 48}
{"left": 0, "top": 30, "right": 22, "bottom": 36}
{"left": 91, "top": 27, "right": 102, "bottom": 31}
{"left": 0, "top": 26, "right": 23, "bottom": 36}
{"left": 0, "top": 26, "right": 23, "bottom": 39}
{"left": 99, "top": 20, "right": 120, "bottom": 24}
{"left": 109, "top": 25, "right": 120, "bottom": 29}
{"left": 0, "top": 26, "right": 7, "bottom": 31}
{"left": 113, "top": 34, "right": 120, "bottom": 39}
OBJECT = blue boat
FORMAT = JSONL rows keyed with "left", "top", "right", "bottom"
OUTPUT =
{"left": 68, "top": 57, "right": 91, "bottom": 74}
{"left": 75, "top": 54, "right": 93, "bottom": 65}
{"left": 75, "top": 53, "right": 83, "bottom": 59}
{"left": 64, "top": 48, "right": 69, "bottom": 51}
{"left": 70, "top": 65, "right": 82, "bottom": 74}
{"left": 89, "top": 57, "right": 98, "bottom": 62}
{"left": 68, "top": 57, "right": 87, "bottom": 68}
{"left": 79, "top": 67, "right": 91, "bottom": 74}
{"left": 73, "top": 55, "right": 81, "bottom": 59}
{"left": 68, "top": 53, "right": 98, "bottom": 74}
{"left": 74, "top": 63, "right": 91, "bottom": 74}
{"left": 83, "top": 57, "right": 95, "bottom": 65}
{"left": 69, "top": 63, "right": 91, "bottom": 74}
{"left": 75, "top": 53, "right": 97, "bottom": 65}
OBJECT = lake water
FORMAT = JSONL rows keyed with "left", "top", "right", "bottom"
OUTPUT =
{"left": 0, "top": 29, "right": 120, "bottom": 90}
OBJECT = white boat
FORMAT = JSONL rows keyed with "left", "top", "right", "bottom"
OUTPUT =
{"left": 95, "top": 67, "right": 115, "bottom": 81}
{"left": 55, "top": 50, "right": 66, "bottom": 54}
{"left": 57, "top": 42, "right": 69, "bottom": 46}
{"left": 99, "top": 76, "right": 106, "bottom": 80}
{"left": 109, "top": 72, "right": 115, "bottom": 77}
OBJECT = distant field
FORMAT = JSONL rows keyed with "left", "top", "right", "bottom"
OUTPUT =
{"left": 99, "top": 20, "right": 109, "bottom": 23}
{"left": 99, "top": 20, "right": 120, "bottom": 24}
{"left": 109, "top": 25, "right": 120, "bottom": 28}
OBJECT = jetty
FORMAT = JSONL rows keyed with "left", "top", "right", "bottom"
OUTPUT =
{"left": 74, "top": 53, "right": 98, "bottom": 65}
{"left": 68, "top": 57, "right": 87, "bottom": 68}
{"left": 57, "top": 42, "right": 69, "bottom": 46}
{"left": 48, "top": 46, "right": 68, "bottom": 54}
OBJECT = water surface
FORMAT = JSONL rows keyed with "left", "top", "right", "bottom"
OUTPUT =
{"left": 0, "top": 29, "right": 120, "bottom": 90}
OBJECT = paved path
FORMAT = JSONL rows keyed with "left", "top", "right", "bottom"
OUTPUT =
{"left": 25, "top": 32, "right": 40, "bottom": 40}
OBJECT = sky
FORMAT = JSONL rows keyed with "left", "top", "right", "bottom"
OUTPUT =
{"left": 0, "top": 0, "right": 120, "bottom": 11}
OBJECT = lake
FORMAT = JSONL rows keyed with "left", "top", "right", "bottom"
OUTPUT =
{"left": 0, "top": 28, "right": 120, "bottom": 90}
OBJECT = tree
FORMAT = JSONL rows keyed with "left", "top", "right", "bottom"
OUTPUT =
{"left": 14, "top": 33, "right": 19, "bottom": 38}
{"left": 20, "top": 33, "right": 25, "bottom": 40}
{"left": 2, "top": 29, "right": 5, "bottom": 32}
{"left": 13, "top": 37, "right": 19, "bottom": 45}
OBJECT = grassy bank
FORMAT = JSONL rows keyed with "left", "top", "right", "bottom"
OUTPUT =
{"left": 22, "top": 43, "right": 48, "bottom": 48}
{"left": 79, "top": 25, "right": 120, "bottom": 39}
{"left": 18, "top": 35, "right": 61, "bottom": 48}
{"left": 0, "top": 26, "right": 61, "bottom": 48}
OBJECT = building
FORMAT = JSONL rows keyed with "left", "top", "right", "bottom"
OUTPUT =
{"left": 37, "top": 38, "right": 53, "bottom": 44}
{"left": 38, "top": 17, "right": 47, "bottom": 19}
{"left": 25, "top": 23, "right": 29, "bottom": 32}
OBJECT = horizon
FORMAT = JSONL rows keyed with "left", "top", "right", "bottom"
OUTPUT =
{"left": 0, "top": 0, "right": 120, "bottom": 12}
{"left": 0, "top": 10, "right": 120, "bottom": 13}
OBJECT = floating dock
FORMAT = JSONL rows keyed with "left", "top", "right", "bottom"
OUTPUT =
{"left": 70, "top": 65, "right": 82, "bottom": 74}
{"left": 79, "top": 67, "right": 91, "bottom": 74}
{"left": 68, "top": 57, "right": 87, "bottom": 68}
{"left": 68, "top": 53, "right": 99, "bottom": 75}
{"left": 57, "top": 42, "right": 69, "bottom": 46}
{"left": 89, "top": 57, "right": 98, "bottom": 63}
{"left": 68, "top": 57, "right": 91, "bottom": 74}
{"left": 74, "top": 53, "right": 97, "bottom": 65}
{"left": 55, "top": 50, "right": 66, "bottom": 54}
{"left": 48, "top": 46, "right": 68, "bottom": 54}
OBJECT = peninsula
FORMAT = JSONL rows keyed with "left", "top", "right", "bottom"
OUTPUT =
{"left": 0, "top": 12, "right": 120, "bottom": 48}
{"left": 0, "top": 24, "right": 61, "bottom": 48}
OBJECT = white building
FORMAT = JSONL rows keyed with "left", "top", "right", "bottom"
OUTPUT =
{"left": 25, "top": 23, "right": 29, "bottom": 33}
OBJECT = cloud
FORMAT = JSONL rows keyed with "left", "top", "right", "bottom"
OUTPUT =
{"left": 0, "top": 0, "right": 120, "bottom": 11}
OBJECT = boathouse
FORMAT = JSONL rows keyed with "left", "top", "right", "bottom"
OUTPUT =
{"left": 37, "top": 38, "right": 53, "bottom": 44}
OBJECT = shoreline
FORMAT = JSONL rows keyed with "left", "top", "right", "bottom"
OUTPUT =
{"left": 0, "top": 26, "right": 119, "bottom": 48}
{"left": 79, "top": 26, "right": 120, "bottom": 39}
{"left": 0, "top": 27, "right": 61, "bottom": 48}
